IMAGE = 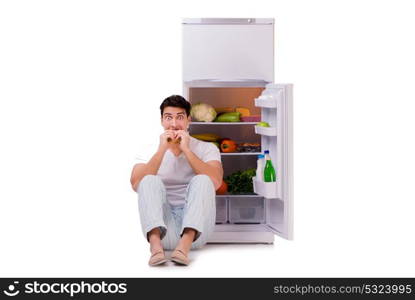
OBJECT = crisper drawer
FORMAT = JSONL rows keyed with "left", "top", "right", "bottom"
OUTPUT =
{"left": 229, "top": 196, "right": 265, "bottom": 224}
{"left": 215, "top": 197, "right": 228, "bottom": 224}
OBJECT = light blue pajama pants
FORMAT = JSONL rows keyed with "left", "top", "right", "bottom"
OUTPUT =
{"left": 137, "top": 174, "right": 216, "bottom": 250}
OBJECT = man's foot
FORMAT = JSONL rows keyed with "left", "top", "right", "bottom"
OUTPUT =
{"left": 148, "top": 250, "right": 168, "bottom": 266}
{"left": 171, "top": 249, "right": 190, "bottom": 266}
{"left": 148, "top": 228, "right": 166, "bottom": 266}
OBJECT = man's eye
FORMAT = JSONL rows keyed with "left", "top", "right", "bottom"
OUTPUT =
{"left": 178, "top": 116, "right": 183, "bottom": 120}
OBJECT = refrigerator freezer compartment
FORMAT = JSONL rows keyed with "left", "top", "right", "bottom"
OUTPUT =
{"left": 253, "top": 177, "right": 278, "bottom": 199}
{"left": 254, "top": 125, "right": 277, "bottom": 136}
{"left": 229, "top": 196, "right": 265, "bottom": 224}
{"left": 215, "top": 197, "right": 228, "bottom": 224}
{"left": 182, "top": 20, "right": 274, "bottom": 82}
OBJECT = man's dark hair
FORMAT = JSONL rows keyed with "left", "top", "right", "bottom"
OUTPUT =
{"left": 160, "top": 95, "right": 191, "bottom": 117}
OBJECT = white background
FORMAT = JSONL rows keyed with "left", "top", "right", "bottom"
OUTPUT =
{"left": 1, "top": 0, "right": 414, "bottom": 277}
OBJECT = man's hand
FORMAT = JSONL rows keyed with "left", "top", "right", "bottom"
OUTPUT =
{"left": 175, "top": 130, "right": 190, "bottom": 152}
{"left": 159, "top": 130, "right": 177, "bottom": 151}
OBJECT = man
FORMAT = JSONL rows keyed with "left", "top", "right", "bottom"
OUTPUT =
{"left": 130, "top": 95, "right": 223, "bottom": 266}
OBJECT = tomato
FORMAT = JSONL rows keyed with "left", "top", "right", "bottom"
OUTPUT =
{"left": 220, "top": 139, "right": 237, "bottom": 153}
{"left": 216, "top": 180, "right": 228, "bottom": 195}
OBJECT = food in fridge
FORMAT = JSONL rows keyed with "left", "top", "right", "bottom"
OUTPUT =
{"left": 241, "top": 115, "right": 261, "bottom": 122}
{"left": 220, "top": 139, "right": 237, "bottom": 153}
{"left": 236, "top": 142, "right": 261, "bottom": 153}
{"left": 264, "top": 150, "right": 276, "bottom": 182}
{"left": 215, "top": 107, "right": 234, "bottom": 114}
{"left": 235, "top": 107, "right": 251, "bottom": 117}
{"left": 214, "top": 112, "right": 241, "bottom": 122}
{"left": 216, "top": 180, "right": 228, "bottom": 195}
{"left": 224, "top": 168, "right": 256, "bottom": 194}
{"left": 190, "top": 133, "right": 221, "bottom": 142}
{"left": 257, "top": 121, "right": 270, "bottom": 127}
{"left": 256, "top": 154, "right": 265, "bottom": 182}
{"left": 190, "top": 102, "right": 217, "bottom": 122}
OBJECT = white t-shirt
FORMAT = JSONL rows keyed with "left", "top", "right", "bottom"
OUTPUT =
{"left": 135, "top": 136, "right": 221, "bottom": 206}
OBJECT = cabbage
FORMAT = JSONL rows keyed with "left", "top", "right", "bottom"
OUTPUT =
{"left": 190, "top": 102, "right": 217, "bottom": 122}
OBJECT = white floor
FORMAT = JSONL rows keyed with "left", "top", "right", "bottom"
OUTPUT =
{"left": 114, "top": 232, "right": 415, "bottom": 277}
{"left": 2, "top": 186, "right": 415, "bottom": 278}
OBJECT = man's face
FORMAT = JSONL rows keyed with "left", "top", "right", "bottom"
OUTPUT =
{"left": 161, "top": 106, "right": 191, "bottom": 131}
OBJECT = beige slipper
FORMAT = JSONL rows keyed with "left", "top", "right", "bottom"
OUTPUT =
{"left": 171, "top": 249, "right": 190, "bottom": 266}
{"left": 148, "top": 251, "right": 168, "bottom": 266}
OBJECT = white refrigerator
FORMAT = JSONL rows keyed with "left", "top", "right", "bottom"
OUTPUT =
{"left": 182, "top": 18, "right": 293, "bottom": 243}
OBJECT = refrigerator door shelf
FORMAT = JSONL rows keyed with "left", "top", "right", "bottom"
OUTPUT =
{"left": 254, "top": 95, "right": 278, "bottom": 108}
{"left": 252, "top": 177, "right": 279, "bottom": 199}
{"left": 254, "top": 125, "right": 277, "bottom": 136}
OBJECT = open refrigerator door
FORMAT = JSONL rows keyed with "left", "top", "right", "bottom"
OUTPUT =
{"left": 254, "top": 84, "right": 293, "bottom": 240}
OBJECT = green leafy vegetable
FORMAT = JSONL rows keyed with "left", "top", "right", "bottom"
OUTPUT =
{"left": 224, "top": 168, "right": 256, "bottom": 194}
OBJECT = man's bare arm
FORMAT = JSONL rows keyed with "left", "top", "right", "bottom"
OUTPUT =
{"left": 130, "top": 130, "right": 179, "bottom": 192}
{"left": 182, "top": 148, "right": 223, "bottom": 190}
{"left": 130, "top": 148, "right": 167, "bottom": 192}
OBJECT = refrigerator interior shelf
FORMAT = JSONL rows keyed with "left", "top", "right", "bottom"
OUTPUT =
{"left": 216, "top": 194, "right": 259, "bottom": 198}
{"left": 191, "top": 122, "right": 258, "bottom": 125}
{"left": 184, "top": 79, "right": 269, "bottom": 88}
{"left": 254, "top": 125, "right": 277, "bottom": 136}
{"left": 252, "top": 177, "right": 278, "bottom": 199}
{"left": 220, "top": 152, "right": 262, "bottom": 156}
{"left": 254, "top": 96, "right": 277, "bottom": 108}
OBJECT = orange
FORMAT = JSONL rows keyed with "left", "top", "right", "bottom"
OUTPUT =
{"left": 216, "top": 180, "right": 228, "bottom": 195}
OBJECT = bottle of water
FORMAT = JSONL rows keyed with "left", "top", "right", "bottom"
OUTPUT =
{"left": 256, "top": 154, "right": 265, "bottom": 182}
{"left": 263, "top": 150, "right": 276, "bottom": 182}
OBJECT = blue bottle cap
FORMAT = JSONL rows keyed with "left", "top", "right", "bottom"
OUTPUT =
{"left": 264, "top": 150, "right": 270, "bottom": 154}
{"left": 257, "top": 154, "right": 264, "bottom": 159}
